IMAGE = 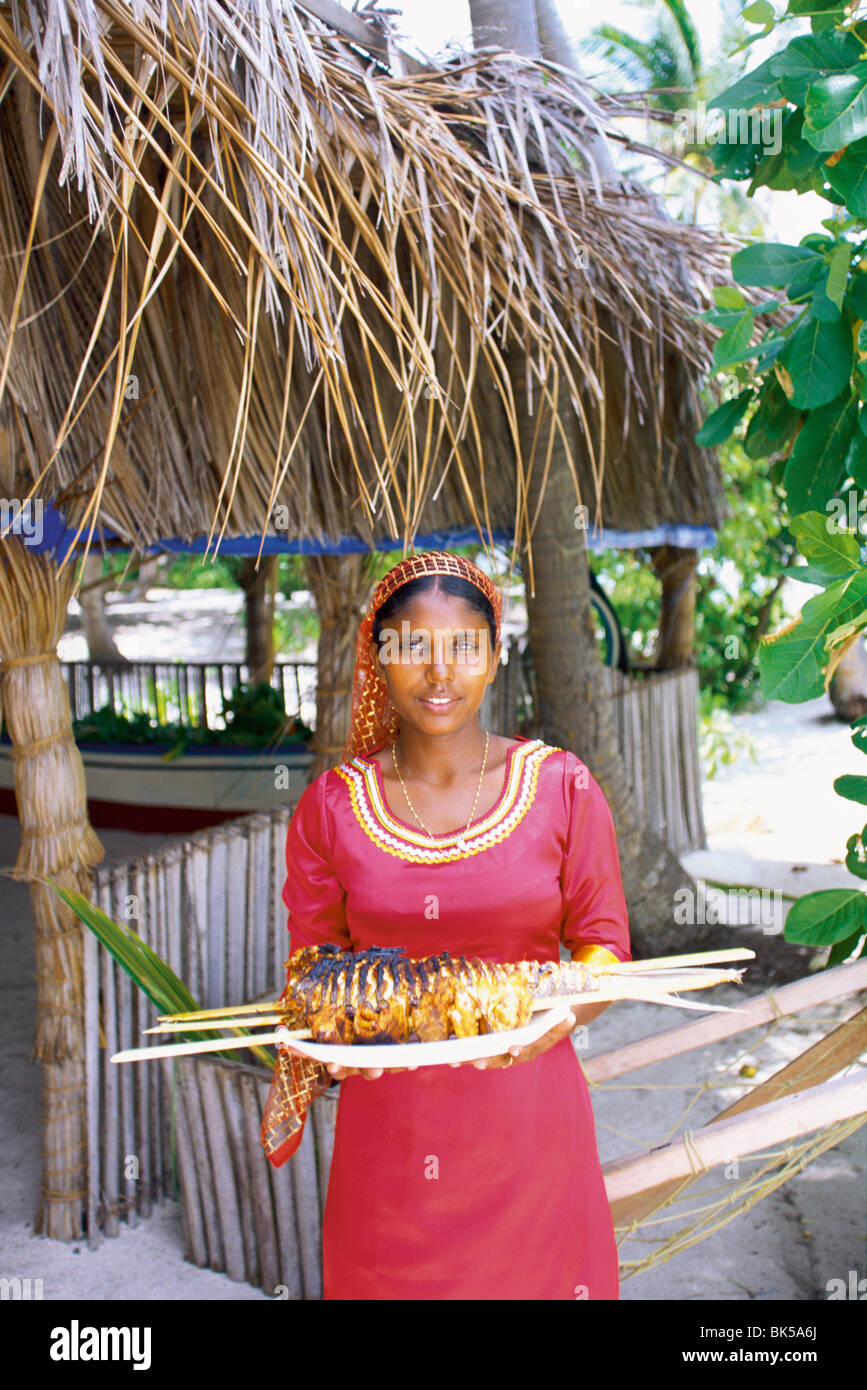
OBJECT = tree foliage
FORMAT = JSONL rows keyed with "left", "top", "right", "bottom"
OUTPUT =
{"left": 698, "top": 0, "right": 867, "bottom": 961}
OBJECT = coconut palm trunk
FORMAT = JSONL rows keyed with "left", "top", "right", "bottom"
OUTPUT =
{"left": 238, "top": 556, "right": 278, "bottom": 686}
{"left": 79, "top": 553, "right": 127, "bottom": 664}
{"left": 651, "top": 545, "right": 699, "bottom": 670}
{"left": 0, "top": 538, "right": 104, "bottom": 1238}
{"left": 305, "top": 553, "right": 370, "bottom": 782}
{"left": 470, "top": 0, "right": 699, "bottom": 951}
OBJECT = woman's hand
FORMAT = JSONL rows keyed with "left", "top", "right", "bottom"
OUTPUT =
{"left": 460, "top": 1009, "right": 576, "bottom": 1070}
{"left": 458, "top": 996, "right": 613, "bottom": 1070}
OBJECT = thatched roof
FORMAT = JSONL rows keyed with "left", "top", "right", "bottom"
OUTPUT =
{"left": 0, "top": 0, "right": 732, "bottom": 569}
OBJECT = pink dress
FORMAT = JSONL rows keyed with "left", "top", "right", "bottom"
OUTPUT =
{"left": 282, "top": 735, "right": 631, "bottom": 1300}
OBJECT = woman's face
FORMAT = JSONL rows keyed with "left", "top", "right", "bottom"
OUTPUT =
{"left": 370, "top": 588, "right": 500, "bottom": 736}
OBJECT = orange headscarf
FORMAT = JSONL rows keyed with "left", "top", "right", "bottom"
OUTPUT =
{"left": 342, "top": 550, "right": 504, "bottom": 762}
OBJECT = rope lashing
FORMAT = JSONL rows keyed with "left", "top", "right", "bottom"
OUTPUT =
{"left": 0, "top": 651, "right": 58, "bottom": 670}
{"left": 682, "top": 1129, "right": 708, "bottom": 1178}
{"left": 10, "top": 729, "right": 75, "bottom": 760}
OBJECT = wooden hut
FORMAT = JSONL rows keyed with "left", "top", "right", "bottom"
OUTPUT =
{"left": 0, "top": 0, "right": 734, "bottom": 1241}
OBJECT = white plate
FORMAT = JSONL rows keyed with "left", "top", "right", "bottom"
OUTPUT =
{"left": 278, "top": 1002, "right": 574, "bottom": 1070}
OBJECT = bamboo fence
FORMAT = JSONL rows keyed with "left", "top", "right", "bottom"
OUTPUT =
{"left": 84, "top": 810, "right": 293, "bottom": 1241}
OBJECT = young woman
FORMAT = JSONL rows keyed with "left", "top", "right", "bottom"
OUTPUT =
{"left": 262, "top": 550, "right": 631, "bottom": 1299}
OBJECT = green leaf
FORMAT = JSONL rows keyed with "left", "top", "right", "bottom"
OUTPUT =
{"left": 790, "top": 510, "right": 862, "bottom": 577}
{"left": 770, "top": 30, "right": 863, "bottom": 107}
{"left": 783, "top": 389, "right": 858, "bottom": 512}
{"left": 695, "top": 302, "right": 777, "bottom": 328}
{"left": 826, "top": 609, "right": 867, "bottom": 655}
{"left": 834, "top": 772, "right": 867, "bottom": 803}
{"left": 828, "top": 929, "right": 867, "bottom": 964}
{"left": 744, "top": 376, "right": 802, "bottom": 458}
{"left": 708, "top": 54, "right": 784, "bottom": 116}
{"left": 759, "top": 568, "right": 867, "bottom": 700}
{"left": 825, "top": 241, "right": 851, "bottom": 309}
{"left": 743, "top": 0, "right": 775, "bottom": 23}
{"left": 847, "top": 430, "right": 867, "bottom": 486}
{"left": 731, "top": 242, "right": 825, "bottom": 287}
{"left": 824, "top": 139, "right": 867, "bottom": 215}
{"left": 810, "top": 290, "right": 842, "bottom": 321}
{"left": 710, "top": 135, "right": 765, "bottom": 181}
{"left": 778, "top": 312, "right": 854, "bottom": 408}
{"left": 785, "top": 260, "right": 832, "bottom": 304}
{"left": 784, "top": 887, "right": 867, "bottom": 945}
{"left": 787, "top": 561, "right": 845, "bottom": 584}
{"left": 851, "top": 712, "right": 867, "bottom": 753}
{"left": 713, "top": 310, "right": 757, "bottom": 369}
{"left": 804, "top": 72, "right": 867, "bottom": 151}
{"left": 713, "top": 286, "right": 747, "bottom": 309}
{"left": 750, "top": 110, "right": 831, "bottom": 196}
{"left": 848, "top": 273, "right": 867, "bottom": 320}
{"left": 695, "top": 390, "right": 755, "bottom": 445}
{"left": 787, "top": 0, "right": 849, "bottom": 13}
{"left": 811, "top": 7, "right": 847, "bottom": 35}
{"left": 845, "top": 824, "right": 867, "bottom": 879}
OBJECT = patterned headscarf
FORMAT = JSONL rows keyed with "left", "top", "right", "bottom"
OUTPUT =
{"left": 342, "top": 550, "right": 504, "bottom": 762}
{"left": 260, "top": 550, "right": 503, "bottom": 1170}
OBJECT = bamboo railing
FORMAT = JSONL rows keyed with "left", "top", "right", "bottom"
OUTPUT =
{"left": 62, "top": 660, "right": 318, "bottom": 730}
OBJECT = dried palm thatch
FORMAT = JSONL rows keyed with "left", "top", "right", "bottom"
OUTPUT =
{"left": 0, "top": 0, "right": 732, "bottom": 581}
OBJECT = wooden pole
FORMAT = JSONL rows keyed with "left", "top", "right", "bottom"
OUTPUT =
{"left": 584, "top": 959, "right": 867, "bottom": 1084}
{"left": 0, "top": 538, "right": 104, "bottom": 1239}
{"left": 604, "top": 1073, "right": 867, "bottom": 1220}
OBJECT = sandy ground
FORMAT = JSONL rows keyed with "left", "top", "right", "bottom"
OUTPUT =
{"left": 0, "top": 688, "right": 864, "bottom": 1301}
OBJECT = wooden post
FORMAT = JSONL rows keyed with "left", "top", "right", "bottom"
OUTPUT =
{"left": 0, "top": 538, "right": 104, "bottom": 1239}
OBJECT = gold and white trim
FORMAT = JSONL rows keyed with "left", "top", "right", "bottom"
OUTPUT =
{"left": 333, "top": 739, "right": 561, "bottom": 863}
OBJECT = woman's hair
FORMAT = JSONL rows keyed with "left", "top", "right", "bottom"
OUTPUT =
{"left": 372, "top": 574, "right": 497, "bottom": 651}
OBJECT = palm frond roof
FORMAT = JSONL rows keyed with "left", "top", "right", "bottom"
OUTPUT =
{"left": 0, "top": 0, "right": 735, "bottom": 565}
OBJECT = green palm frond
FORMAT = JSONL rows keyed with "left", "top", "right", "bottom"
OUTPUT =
{"left": 581, "top": 0, "right": 701, "bottom": 109}
{"left": 49, "top": 882, "right": 276, "bottom": 1069}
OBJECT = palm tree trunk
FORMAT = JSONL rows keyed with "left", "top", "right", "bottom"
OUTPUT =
{"left": 238, "top": 556, "right": 277, "bottom": 686}
{"left": 304, "top": 553, "right": 370, "bottom": 782}
{"left": 79, "top": 553, "right": 128, "bottom": 663}
{"left": 651, "top": 545, "right": 698, "bottom": 670}
{"left": 0, "top": 539, "right": 104, "bottom": 1238}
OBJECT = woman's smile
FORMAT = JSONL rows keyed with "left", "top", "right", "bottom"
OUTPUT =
{"left": 417, "top": 693, "right": 460, "bottom": 713}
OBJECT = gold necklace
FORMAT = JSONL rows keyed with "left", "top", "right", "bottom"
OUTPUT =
{"left": 391, "top": 729, "right": 490, "bottom": 853}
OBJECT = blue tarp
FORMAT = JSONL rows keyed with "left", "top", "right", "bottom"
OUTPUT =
{"left": 14, "top": 502, "right": 716, "bottom": 564}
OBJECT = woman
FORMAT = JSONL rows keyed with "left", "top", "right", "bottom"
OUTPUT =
{"left": 265, "top": 550, "right": 631, "bottom": 1300}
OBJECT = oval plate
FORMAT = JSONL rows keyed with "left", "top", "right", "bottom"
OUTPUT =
{"left": 279, "top": 1003, "right": 574, "bottom": 1070}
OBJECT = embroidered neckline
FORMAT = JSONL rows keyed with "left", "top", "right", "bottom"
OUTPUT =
{"left": 333, "top": 738, "right": 561, "bottom": 863}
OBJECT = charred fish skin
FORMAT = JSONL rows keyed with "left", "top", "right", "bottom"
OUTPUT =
{"left": 281, "top": 946, "right": 597, "bottom": 1044}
